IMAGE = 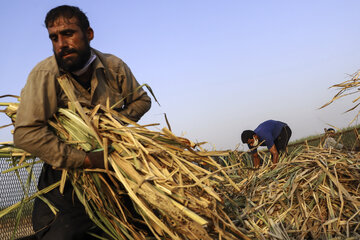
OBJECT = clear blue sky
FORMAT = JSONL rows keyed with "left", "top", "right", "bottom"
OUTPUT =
{"left": 1, "top": 0, "right": 360, "bottom": 150}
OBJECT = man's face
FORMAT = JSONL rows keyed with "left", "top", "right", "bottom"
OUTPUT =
{"left": 247, "top": 135, "right": 259, "bottom": 147}
{"left": 328, "top": 132, "right": 335, "bottom": 137}
{"left": 47, "top": 16, "right": 93, "bottom": 72}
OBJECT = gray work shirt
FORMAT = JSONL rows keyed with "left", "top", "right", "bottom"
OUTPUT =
{"left": 14, "top": 48, "right": 151, "bottom": 168}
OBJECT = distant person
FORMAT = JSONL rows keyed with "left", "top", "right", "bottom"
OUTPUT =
{"left": 241, "top": 120, "right": 292, "bottom": 168}
{"left": 323, "top": 128, "right": 343, "bottom": 150}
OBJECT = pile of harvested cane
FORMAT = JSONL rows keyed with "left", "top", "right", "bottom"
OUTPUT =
{"left": 222, "top": 144, "right": 360, "bottom": 239}
{"left": 0, "top": 75, "right": 248, "bottom": 240}
{"left": 3, "top": 72, "right": 360, "bottom": 239}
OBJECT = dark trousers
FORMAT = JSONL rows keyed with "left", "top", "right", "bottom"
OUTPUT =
{"left": 274, "top": 125, "right": 292, "bottom": 153}
{"left": 32, "top": 164, "right": 101, "bottom": 240}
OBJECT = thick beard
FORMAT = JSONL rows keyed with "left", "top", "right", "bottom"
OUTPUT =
{"left": 55, "top": 41, "right": 91, "bottom": 73}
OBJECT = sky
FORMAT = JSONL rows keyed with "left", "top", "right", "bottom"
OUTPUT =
{"left": 1, "top": 0, "right": 360, "bottom": 151}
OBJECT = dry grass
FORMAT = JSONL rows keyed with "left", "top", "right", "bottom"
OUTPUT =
{"left": 0, "top": 75, "right": 248, "bottom": 240}
{"left": 224, "top": 146, "right": 360, "bottom": 239}
{"left": 320, "top": 69, "right": 360, "bottom": 124}
{"left": 2, "top": 73, "right": 360, "bottom": 239}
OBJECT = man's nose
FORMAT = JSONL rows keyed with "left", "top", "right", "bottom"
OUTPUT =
{"left": 57, "top": 35, "right": 68, "bottom": 49}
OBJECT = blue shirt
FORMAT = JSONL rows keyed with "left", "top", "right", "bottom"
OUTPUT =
{"left": 254, "top": 120, "right": 286, "bottom": 150}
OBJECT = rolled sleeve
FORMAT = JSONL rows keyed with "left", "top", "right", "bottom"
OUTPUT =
{"left": 118, "top": 63, "right": 151, "bottom": 122}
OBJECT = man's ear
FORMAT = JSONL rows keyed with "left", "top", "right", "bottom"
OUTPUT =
{"left": 86, "top": 27, "right": 94, "bottom": 41}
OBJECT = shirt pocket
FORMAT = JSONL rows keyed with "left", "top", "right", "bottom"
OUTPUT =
{"left": 93, "top": 72, "right": 125, "bottom": 111}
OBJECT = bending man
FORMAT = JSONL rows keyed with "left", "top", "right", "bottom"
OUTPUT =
{"left": 241, "top": 120, "right": 292, "bottom": 168}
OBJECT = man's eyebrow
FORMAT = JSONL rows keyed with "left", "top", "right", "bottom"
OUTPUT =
{"left": 59, "top": 28, "right": 76, "bottom": 34}
{"left": 48, "top": 28, "right": 76, "bottom": 37}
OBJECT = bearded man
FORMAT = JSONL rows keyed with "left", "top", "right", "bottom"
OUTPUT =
{"left": 14, "top": 5, "right": 151, "bottom": 239}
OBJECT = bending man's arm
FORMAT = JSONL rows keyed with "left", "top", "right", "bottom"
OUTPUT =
{"left": 269, "top": 145, "right": 279, "bottom": 166}
{"left": 252, "top": 152, "right": 261, "bottom": 168}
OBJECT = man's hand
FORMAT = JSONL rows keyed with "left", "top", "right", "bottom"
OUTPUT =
{"left": 83, "top": 151, "right": 105, "bottom": 169}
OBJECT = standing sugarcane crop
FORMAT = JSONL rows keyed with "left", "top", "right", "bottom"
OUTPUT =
{"left": 13, "top": 5, "right": 151, "bottom": 239}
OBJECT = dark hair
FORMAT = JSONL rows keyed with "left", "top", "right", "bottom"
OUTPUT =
{"left": 241, "top": 130, "right": 255, "bottom": 144}
{"left": 325, "top": 128, "right": 335, "bottom": 134}
{"left": 45, "top": 5, "right": 90, "bottom": 31}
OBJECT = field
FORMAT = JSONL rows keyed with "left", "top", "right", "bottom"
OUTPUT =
{"left": 288, "top": 125, "right": 360, "bottom": 152}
